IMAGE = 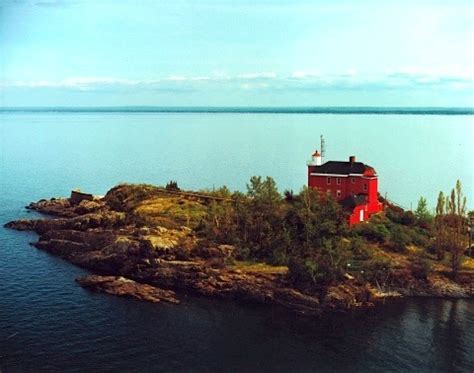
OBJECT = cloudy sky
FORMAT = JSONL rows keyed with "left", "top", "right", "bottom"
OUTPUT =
{"left": 1, "top": 0, "right": 473, "bottom": 107}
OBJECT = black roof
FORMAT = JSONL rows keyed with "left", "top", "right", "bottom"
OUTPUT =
{"left": 311, "top": 161, "right": 372, "bottom": 175}
{"left": 340, "top": 194, "right": 368, "bottom": 209}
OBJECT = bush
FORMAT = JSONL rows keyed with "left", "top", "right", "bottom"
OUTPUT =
{"left": 288, "top": 256, "right": 341, "bottom": 288}
{"left": 406, "top": 227, "right": 431, "bottom": 248}
{"left": 387, "top": 208, "right": 416, "bottom": 226}
{"left": 350, "top": 237, "right": 374, "bottom": 260}
{"left": 354, "top": 222, "right": 390, "bottom": 244}
{"left": 401, "top": 211, "right": 417, "bottom": 226}
{"left": 360, "top": 256, "right": 393, "bottom": 284}
{"left": 410, "top": 257, "right": 432, "bottom": 280}
{"left": 283, "top": 189, "right": 295, "bottom": 202}
{"left": 388, "top": 226, "right": 410, "bottom": 253}
{"left": 165, "top": 180, "right": 180, "bottom": 191}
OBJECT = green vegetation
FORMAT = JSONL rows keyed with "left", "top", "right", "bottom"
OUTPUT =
{"left": 105, "top": 177, "right": 472, "bottom": 290}
{"left": 104, "top": 184, "right": 207, "bottom": 228}
{"left": 165, "top": 180, "right": 180, "bottom": 191}
{"left": 434, "top": 180, "right": 469, "bottom": 278}
{"left": 414, "top": 196, "right": 433, "bottom": 227}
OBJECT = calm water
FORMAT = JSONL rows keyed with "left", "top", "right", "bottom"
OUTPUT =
{"left": 1, "top": 111, "right": 473, "bottom": 372}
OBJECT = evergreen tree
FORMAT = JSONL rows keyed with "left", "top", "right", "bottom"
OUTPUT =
{"left": 415, "top": 196, "right": 433, "bottom": 225}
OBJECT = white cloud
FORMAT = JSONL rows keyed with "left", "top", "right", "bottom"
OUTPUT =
{"left": 2, "top": 69, "right": 473, "bottom": 93}
{"left": 236, "top": 72, "right": 277, "bottom": 80}
{"left": 290, "top": 70, "right": 321, "bottom": 79}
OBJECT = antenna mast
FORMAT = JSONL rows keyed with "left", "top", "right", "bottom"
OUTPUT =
{"left": 320, "top": 135, "right": 326, "bottom": 161}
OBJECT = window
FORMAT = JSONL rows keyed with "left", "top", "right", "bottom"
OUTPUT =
{"left": 336, "top": 177, "right": 341, "bottom": 185}
{"left": 363, "top": 183, "right": 367, "bottom": 191}
{"left": 351, "top": 177, "right": 355, "bottom": 184}
{"left": 336, "top": 190, "right": 341, "bottom": 198}
{"left": 327, "top": 177, "right": 331, "bottom": 185}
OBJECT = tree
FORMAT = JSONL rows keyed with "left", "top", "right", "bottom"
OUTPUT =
{"left": 286, "top": 187, "right": 350, "bottom": 288}
{"left": 165, "top": 180, "right": 180, "bottom": 191}
{"left": 434, "top": 180, "right": 468, "bottom": 278}
{"left": 450, "top": 181, "right": 467, "bottom": 277}
{"left": 415, "top": 196, "right": 433, "bottom": 226}
{"left": 435, "top": 191, "right": 446, "bottom": 260}
{"left": 246, "top": 176, "right": 281, "bottom": 204}
{"left": 239, "top": 176, "right": 285, "bottom": 261}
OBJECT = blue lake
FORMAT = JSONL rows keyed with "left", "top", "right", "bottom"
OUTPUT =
{"left": 0, "top": 110, "right": 473, "bottom": 371}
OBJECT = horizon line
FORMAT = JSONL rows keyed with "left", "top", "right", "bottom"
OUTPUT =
{"left": 1, "top": 106, "right": 474, "bottom": 115}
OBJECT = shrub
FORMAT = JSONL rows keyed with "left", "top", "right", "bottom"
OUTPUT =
{"left": 283, "top": 189, "right": 295, "bottom": 202}
{"left": 165, "top": 180, "right": 180, "bottom": 191}
{"left": 360, "top": 256, "right": 393, "bottom": 284}
{"left": 388, "top": 226, "right": 410, "bottom": 253}
{"left": 406, "top": 227, "right": 431, "bottom": 248}
{"left": 387, "top": 208, "right": 416, "bottom": 226}
{"left": 288, "top": 256, "right": 340, "bottom": 288}
{"left": 401, "top": 211, "right": 417, "bottom": 226}
{"left": 354, "top": 222, "right": 389, "bottom": 244}
{"left": 350, "top": 237, "right": 374, "bottom": 260}
{"left": 410, "top": 257, "right": 432, "bottom": 280}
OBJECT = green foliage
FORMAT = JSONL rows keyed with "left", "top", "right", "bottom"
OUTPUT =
{"left": 287, "top": 242, "right": 348, "bottom": 288}
{"left": 353, "top": 222, "right": 389, "bottom": 244}
{"left": 246, "top": 176, "right": 281, "bottom": 204}
{"left": 405, "top": 226, "right": 431, "bottom": 248}
{"left": 388, "top": 226, "right": 410, "bottom": 253}
{"left": 284, "top": 189, "right": 295, "bottom": 202}
{"left": 284, "top": 188, "right": 350, "bottom": 288}
{"left": 350, "top": 236, "right": 375, "bottom": 260}
{"left": 415, "top": 196, "right": 433, "bottom": 227}
{"left": 386, "top": 207, "right": 416, "bottom": 226}
{"left": 434, "top": 180, "right": 469, "bottom": 278}
{"left": 199, "top": 177, "right": 351, "bottom": 288}
{"left": 165, "top": 180, "right": 180, "bottom": 191}
{"left": 410, "top": 257, "right": 432, "bottom": 280}
{"left": 199, "top": 176, "right": 286, "bottom": 262}
{"left": 360, "top": 256, "right": 393, "bottom": 284}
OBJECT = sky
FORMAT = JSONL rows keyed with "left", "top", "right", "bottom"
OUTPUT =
{"left": 1, "top": 0, "right": 473, "bottom": 107}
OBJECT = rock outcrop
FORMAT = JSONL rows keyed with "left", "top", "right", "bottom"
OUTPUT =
{"left": 6, "top": 186, "right": 471, "bottom": 315}
{"left": 76, "top": 275, "right": 179, "bottom": 304}
{"left": 4, "top": 192, "right": 328, "bottom": 315}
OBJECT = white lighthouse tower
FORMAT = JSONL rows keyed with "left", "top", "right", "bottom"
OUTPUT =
{"left": 308, "top": 150, "right": 322, "bottom": 166}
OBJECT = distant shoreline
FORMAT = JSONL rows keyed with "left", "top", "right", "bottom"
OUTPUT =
{"left": 1, "top": 106, "right": 474, "bottom": 115}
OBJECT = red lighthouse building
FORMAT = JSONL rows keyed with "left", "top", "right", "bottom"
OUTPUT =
{"left": 307, "top": 150, "right": 383, "bottom": 225}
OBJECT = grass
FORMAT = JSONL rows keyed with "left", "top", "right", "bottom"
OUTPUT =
{"left": 462, "top": 256, "right": 474, "bottom": 270}
{"left": 134, "top": 195, "right": 207, "bottom": 228}
{"left": 231, "top": 261, "right": 288, "bottom": 274}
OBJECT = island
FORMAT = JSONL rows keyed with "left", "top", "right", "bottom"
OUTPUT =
{"left": 5, "top": 181, "right": 474, "bottom": 315}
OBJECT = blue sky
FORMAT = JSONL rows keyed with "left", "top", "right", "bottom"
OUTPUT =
{"left": 1, "top": 0, "right": 473, "bottom": 107}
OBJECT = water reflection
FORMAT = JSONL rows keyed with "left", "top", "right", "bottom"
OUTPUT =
{"left": 429, "top": 300, "right": 468, "bottom": 372}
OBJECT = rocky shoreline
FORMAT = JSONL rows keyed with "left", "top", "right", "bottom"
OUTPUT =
{"left": 4, "top": 186, "right": 473, "bottom": 315}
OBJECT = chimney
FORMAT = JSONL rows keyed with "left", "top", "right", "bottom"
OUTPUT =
{"left": 349, "top": 155, "right": 356, "bottom": 164}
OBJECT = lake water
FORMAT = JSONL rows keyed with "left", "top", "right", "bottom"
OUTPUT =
{"left": 0, "top": 110, "right": 473, "bottom": 372}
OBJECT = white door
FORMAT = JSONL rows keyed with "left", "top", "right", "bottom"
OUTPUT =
{"left": 359, "top": 209, "right": 364, "bottom": 222}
